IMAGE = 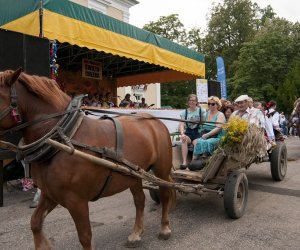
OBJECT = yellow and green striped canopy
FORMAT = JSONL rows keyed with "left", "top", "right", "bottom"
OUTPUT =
{"left": 0, "top": 0, "right": 205, "bottom": 85}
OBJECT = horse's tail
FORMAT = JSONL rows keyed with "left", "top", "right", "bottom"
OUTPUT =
{"left": 168, "top": 175, "right": 177, "bottom": 211}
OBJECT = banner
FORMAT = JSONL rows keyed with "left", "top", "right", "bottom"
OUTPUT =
{"left": 196, "top": 79, "right": 208, "bottom": 103}
{"left": 82, "top": 59, "right": 102, "bottom": 80}
{"left": 216, "top": 56, "right": 227, "bottom": 99}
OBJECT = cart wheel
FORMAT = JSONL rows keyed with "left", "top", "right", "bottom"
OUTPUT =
{"left": 224, "top": 170, "right": 248, "bottom": 219}
{"left": 149, "top": 189, "right": 160, "bottom": 204}
{"left": 270, "top": 141, "right": 287, "bottom": 181}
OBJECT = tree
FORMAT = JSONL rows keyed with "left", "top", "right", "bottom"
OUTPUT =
{"left": 143, "top": 14, "right": 197, "bottom": 108}
{"left": 229, "top": 18, "right": 297, "bottom": 105}
{"left": 276, "top": 61, "right": 300, "bottom": 114}
{"left": 204, "top": 0, "right": 258, "bottom": 79}
{"left": 252, "top": 3, "right": 276, "bottom": 30}
{"left": 143, "top": 14, "right": 186, "bottom": 44}
{"left": 184, "top": 27, "right": 205, "bottom": 53}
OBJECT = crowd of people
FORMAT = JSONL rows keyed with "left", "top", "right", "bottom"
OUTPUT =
{"left": 82, "top": 92, "right": 151, "bottom": 109}
{"left": 179, "top": 94, "right": 298, "bottom": 171}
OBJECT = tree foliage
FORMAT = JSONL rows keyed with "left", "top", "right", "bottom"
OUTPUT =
{"left": 140, "top": 0, "right": 300, "bottom": 113}
{"left": 204, "top": 0, "right": 257, "bottom": 79}
{"left": 143, "top": 14, "right": 186, "bottom": 44}
{"left": 276, "top": 61, "right": 300, "bottom": 114}
{"left": 230, "top": 18, "right": 299, "bottom": 110}
{"left": 143, "top": 14, "right": 196, "bottom": 108}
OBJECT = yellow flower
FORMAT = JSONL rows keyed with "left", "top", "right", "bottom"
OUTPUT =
{"left": 221, "top": 116, "right": 249, "bottom": 148}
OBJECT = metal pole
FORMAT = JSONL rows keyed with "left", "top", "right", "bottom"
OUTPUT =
{"left": 39, "top": 0, "right": 44, "bottom": 38}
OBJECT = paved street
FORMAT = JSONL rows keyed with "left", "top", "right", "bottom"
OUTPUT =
{"left": 0, "top": 137, "right": 300, "bottom": 250}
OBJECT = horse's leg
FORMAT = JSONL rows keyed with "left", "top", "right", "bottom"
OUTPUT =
{"left": 158, "top": 183, "right": 175, "bottom": 240}
{"left": 67, "top": 199, "right": 93, "bottom": 250}
{"left": 127, "top": 180, "right": 145, "bottom": 247}
{"left": 31, "top": 192, "right": 57, "bottom": 250}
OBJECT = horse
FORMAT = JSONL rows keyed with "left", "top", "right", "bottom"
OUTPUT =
{"left": 0, "top": 69, "right": 176, "bottom": 249}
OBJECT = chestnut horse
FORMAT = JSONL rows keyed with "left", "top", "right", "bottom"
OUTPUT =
{"left": 0, "top": 69, "right": 176, "bottom": 249}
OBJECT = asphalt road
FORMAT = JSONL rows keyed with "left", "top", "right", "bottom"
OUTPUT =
{"left": 0, "top": 137, "right": 300, "bottom": 250}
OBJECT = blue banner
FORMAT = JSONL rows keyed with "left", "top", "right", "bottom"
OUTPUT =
{"left": 216, "top": 57, "right": 227, "bottom": 99}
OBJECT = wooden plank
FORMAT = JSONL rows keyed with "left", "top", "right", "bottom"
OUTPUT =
{"left": 202, "top": 154, "right": 225, "bottom": 183}
{"left": 172, "top": 169, "right": 204, "bottom": 182}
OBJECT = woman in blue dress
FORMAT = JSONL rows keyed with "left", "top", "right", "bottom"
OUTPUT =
{"left": 191, "top": 96, "right": 225, "bottom": 169}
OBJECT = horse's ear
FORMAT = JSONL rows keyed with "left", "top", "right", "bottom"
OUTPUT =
{"left": 7, "top": 68, "right": 22, "bottom": 86}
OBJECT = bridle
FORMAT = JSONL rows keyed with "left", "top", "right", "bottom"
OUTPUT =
{"left": 0, "top": 80, "right": 82, "bottom": 137}
{"left": 0, "top": 82, "right": 22, "bottom": 124}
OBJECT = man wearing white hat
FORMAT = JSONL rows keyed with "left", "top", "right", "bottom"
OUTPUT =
{"left": 232, "top": 95, "right": 265, "bottom": 128}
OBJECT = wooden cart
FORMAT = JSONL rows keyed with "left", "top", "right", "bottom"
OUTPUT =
{"left": 147, "top": 136, "right": 287, "bottom": 219}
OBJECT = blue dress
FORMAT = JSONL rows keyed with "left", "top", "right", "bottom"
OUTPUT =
{"left": 193, "top": 111, "right": 223, "bottom": 156}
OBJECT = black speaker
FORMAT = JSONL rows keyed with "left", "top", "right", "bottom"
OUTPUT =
{"left": 208, "top": 80, "right": 221, "bottom": 98}
{"left": 0, "top": 30, "right": 23, "bottom": 71}
{"left": 0, "top": 29, "right": 49, "bottom": 77}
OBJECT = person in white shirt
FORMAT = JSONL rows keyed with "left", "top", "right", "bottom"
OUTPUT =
{"left": 232, "top": 95, "right": 277, "bottom": 148}
{"left": 232, "top": 95, "right": 265, "bottom": 128}
{"left": 265, "top": 100, "right": 280, "bottom": 130}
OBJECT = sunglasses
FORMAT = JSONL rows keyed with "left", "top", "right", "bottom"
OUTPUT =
{"left": 208, "top": 103, "right": 216, "bottom": 106}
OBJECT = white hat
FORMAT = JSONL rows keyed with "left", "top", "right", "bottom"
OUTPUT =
{"left": 235, "top": 95, "right": 249, "bottom": 102}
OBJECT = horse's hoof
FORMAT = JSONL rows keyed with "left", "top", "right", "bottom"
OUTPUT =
{"left": 158, "top": 232, "right": 171, "bottom": 240}
{"left": 125, "top": 239, "right": 142, "bottom": 248}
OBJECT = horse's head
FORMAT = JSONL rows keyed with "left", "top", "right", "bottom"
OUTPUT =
{"left": 0, "top": 68, "right": 22, "bottom": 131}
{"left": 0, "top": 69, "right": 70, "bottom": 139}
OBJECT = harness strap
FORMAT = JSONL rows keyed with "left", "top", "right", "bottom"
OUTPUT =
{"left": 0, "top": 108, "right": 80, "bottom": 136}
{"left": 100, "top": 116, "right": 124, "bottom": 160}
{"left": 0, "top": 83, "right": 18, "bottom": 122}
{"left": 185, "top": 108, "right": 202, "bottom": 129}
{"left": 74, "top": 116, "right": 124, "bottom": 201}
{"left": 90, "top": 171, "right": 113, "bottom": 201}
{"left": 0, "top": 105, "right": 13, "bottom": 121}
{"left": 17, "top": 95, "right": 85, "bottom": 163}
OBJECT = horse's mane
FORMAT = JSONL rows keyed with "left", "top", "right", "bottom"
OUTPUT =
{"left": 0, "top": 70, "right": 70, "bottom": 109}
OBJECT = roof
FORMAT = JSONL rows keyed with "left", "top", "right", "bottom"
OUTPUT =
{"left": 0, "top": 0, "right": 205, "bottom": 86}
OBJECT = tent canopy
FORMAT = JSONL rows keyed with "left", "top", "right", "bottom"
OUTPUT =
{"left": 0, "top": 0, "right": 205, "bottom": 86}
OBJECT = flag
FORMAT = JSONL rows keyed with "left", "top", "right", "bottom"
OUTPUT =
{"left": 216, "top": 57, "right": 227, "bottom": 99}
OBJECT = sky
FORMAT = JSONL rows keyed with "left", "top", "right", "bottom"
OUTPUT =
{"left": 129, "top": 0, "right": 300, "bottom": 30}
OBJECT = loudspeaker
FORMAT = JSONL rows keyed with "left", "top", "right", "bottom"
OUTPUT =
{"left": 208, "top": 80, "right": 221, "bottom": 98}
{"left": 0, "top": 29, "right": 49, "bottom": 77}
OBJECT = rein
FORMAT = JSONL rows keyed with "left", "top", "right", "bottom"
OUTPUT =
{"left": 0, "top": 108, "right": 80, "bottom": 136}
{"left": 83, "top": 107, "right": 226, "bottom": 126}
